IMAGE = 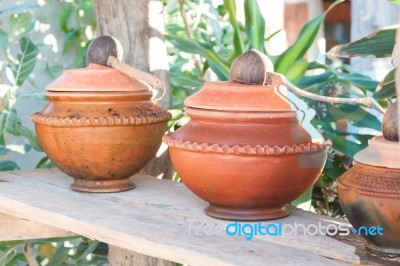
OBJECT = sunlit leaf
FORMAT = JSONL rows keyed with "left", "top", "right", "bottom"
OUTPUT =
{"left": 274, "top": 0, "right": 344, "bottom": 73}
{"left": 374, "top": 67, "right": 397, "bottom": 99}
{"left": 9, "top": 11, "right": 32, "bottom": 36}
{"left": 77, "top": 241, "right": 99, "bottom": 262}
{"left": 326, "top": 25, "right": 396, "bottom": 58}
{"left": 223, "top": 0, "right": 244, "bottom": 55}
{"left": 13, "top": 37, "right": 38, "bottom": 86}
{"left": 285, "top": 59, "right": 308, "bottom": 84}
{"left": 244, "top": 0, "right": 265, "bottom": 52}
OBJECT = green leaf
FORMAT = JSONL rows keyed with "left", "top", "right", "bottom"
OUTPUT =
{"left": 59, "top": 5, "right": 74, "bottom": 33}
{"left": 63, "top": 29, "right": 79, "bottom": 53}
{"left": 13, "top": 37, "right": 38, "bottom": 86}
{"left": 374, "top": 68, "right": 397, "bottom": 99}
{"left": 167, "top": 35, "right": 230, "bottom": 80}
{"left": 219, "top": 1, "right": 245, "bottom": 55}
{"left": 0, "top": 29, "right": 9, "bottom": 49}
{"left": 292, "top": 187, "right": 313, "bottom": 210}
{"left": 77, "top": 241, "right": 99, "bottom": 262}
{"left": 284, "top": 59, "right": 308, "bottom": 83}
{"left": 323, "top": 131, "right": 365, "bottom": 158}
{"left": 388, "top": 0, "right": 400, "bottom": 5}
{"left": 9, "top": 11, "right": 32, "bottom": 36}
{"left": 0, "top": 247, "right": 17, "bottom": 265}
{"left": 5, "top": 109, "right": 42, "bottom": 151}
{"left": 223, "top": 0, "right": 237, "bottom": 24}
{"left": 244, "top": 0, "right": 265, "bottom": 52}
{"left": 274, "top": 0, "right": 344, "bottom": 73}
{"left": 46, "top": 246, "right": 70, "bottom": 266}
{"left": 0, "top": 160, "right": 20, "bottom": 171}
{"left": 326, "top": 25, "right": 396, "bottom": 58}
{"left": 327, "top": 105, "right": 381, "bottom": 131}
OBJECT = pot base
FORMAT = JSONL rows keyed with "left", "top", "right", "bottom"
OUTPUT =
{"left": 205, "top": 204, "right": 289, "bottom": 221}
{"left": 366, "top": 242, "right": 400, "bottom": 256}
{"left": 71, "top": 178, "right": 135, "bottom": 193}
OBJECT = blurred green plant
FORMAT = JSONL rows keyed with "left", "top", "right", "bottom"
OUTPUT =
{"left": 0, "top": 2, "right": 104, "bottom": 265}
{"left": 0, "top": 237, "right": 108, "bottom": 266}
{"left": 165, "top": 0, "right": 396, "bottom": 215}
{"left": 0, "top": 8, "right": 44, "bottom": 171}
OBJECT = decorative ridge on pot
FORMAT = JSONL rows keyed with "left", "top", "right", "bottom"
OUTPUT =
{"left": 163, "top": 135, "right": 328, "bottom": 155}
{"left": 32, "top": 35, "right": 171, "bottom": 193}
{"left": 32, "top": 112, "right": 171, "bottom": 127}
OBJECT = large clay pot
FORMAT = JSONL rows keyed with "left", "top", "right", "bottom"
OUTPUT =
{"left": 338, "top": 135, "right": 400, "bottom": 255}
{"left": 32, "top": 64, "right": 171, "bottom": 192}
{"left": 163, "top": 81, "right": 329, "bottom": 221}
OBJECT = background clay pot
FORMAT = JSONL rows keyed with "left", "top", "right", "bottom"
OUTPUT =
{"left": 164, "top": 81, "right": 329, "bottom": 221}
{"left": 338, "top": 161, "right": 400, "bottom": 255}
{"left": 32, "top": 64, "right": 171, "bottom": 192}
{"left": 338, "top": 135, "right": 400, "bottom": 255}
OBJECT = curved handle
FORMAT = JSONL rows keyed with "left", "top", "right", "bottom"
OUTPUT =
{"left": 268, "top": 72, "right": 385, "bottom": 114}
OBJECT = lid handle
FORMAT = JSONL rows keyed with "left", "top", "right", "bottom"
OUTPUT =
{"left": 88, "top": 36, "right": 164, "bottom": 89}
{"left": 230, "top": 49, "right": 385, "bottom": 114}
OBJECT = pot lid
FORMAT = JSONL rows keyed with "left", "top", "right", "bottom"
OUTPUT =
{"left": 46, "top": 63, "right": 150, "bottom": 92}
{"left": 354, "top": 136, "right": 400, "bottom": 169}
{"left": 184, "top": 81, "right": 309, "bottom": 112}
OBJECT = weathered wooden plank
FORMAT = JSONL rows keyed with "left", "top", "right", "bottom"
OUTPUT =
{"left": 108, "top": 245, "right": 175, "bottom": 266}
{"left": 0, "top": 213, "right": 74, "bottom": 241}
{"left": 0, "top": 169, "right": 357, "bottom": 265}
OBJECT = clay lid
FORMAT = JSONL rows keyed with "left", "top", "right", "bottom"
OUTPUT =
{"left": 46, "top": 64, "right": 150, "bottom": 92}
{"left": 184, "top": 81, "right": 309, "bottom": 112}
{"left": 355, "top": 136, "right": 400, "bottom": 169}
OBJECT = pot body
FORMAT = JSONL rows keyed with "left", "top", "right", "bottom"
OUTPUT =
{"left": 338, "top": 162, "right": 400, "bottom": 255}
{"left": 33, "top": 91, "right": 170, "bottom": 192}
{"left": 164, "top": 81, "right": 328, "bottom": 220}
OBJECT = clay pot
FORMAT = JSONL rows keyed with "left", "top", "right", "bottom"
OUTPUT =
{"left": 338, "top": 136, "right": 400, "bottom": 255}
{"left": 163, "top": 81, "right": 329, "bottom": 221}
{"left": 32, "top": 64, "right": 171, "bottom": 192}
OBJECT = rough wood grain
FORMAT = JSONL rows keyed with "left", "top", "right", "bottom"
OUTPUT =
{"left": 108, "top": 245, "right": 175, "bottom": 266}
{"left": 0, "top": 213, "right": 74, "bottom": 241}
{"left": 0, "top": 169, "right": 374, "bottom": 265}
{"left": 94, "top": 0, "right": 172, "bottom": 180}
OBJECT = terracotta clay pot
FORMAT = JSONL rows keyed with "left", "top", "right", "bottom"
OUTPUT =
{"left": 163, "top": 81, "right": 329, "bottom": 221}
{"left": 32, "top": 64, "right": 171, "bottom": 192}
{"left": 338, "top": 136, "right": 400, "bottom": 255}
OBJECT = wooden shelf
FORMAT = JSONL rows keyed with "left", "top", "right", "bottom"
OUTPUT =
{"left": 0, "top": 169, "right": 392, "bottom": 265}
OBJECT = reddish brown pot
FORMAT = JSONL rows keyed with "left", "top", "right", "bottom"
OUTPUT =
{"left": 164, "top": 81, "right": 328, "bottom": 221}
{"left": 338, "top": 136, "right": 400, "bottom": 255}
{"left": 32, "top": 64, "right": 171, "bottom": 192}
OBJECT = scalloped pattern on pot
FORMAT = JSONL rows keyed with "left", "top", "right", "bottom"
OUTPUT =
{"left": 163, "top": 134, "right": 329, "bottom": 156}
{"left": 32, "top": 112, "right": 171, "bottom": 127}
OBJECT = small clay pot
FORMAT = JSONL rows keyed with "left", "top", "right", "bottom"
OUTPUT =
{"left": 32, "top": 64, "right": 171, "bottom": 192}
{"left": 338, "top": 136, "right": 400, "bottom": 255}
{"left": 164, "top": 81, "right": 329, "bottom": 221}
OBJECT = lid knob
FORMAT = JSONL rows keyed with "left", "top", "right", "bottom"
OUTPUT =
{"left": 87, "top": 36, "right": 123, "bottom": 66}
{"left": 382, "top": 101, "right": 399, "bottom": 142}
